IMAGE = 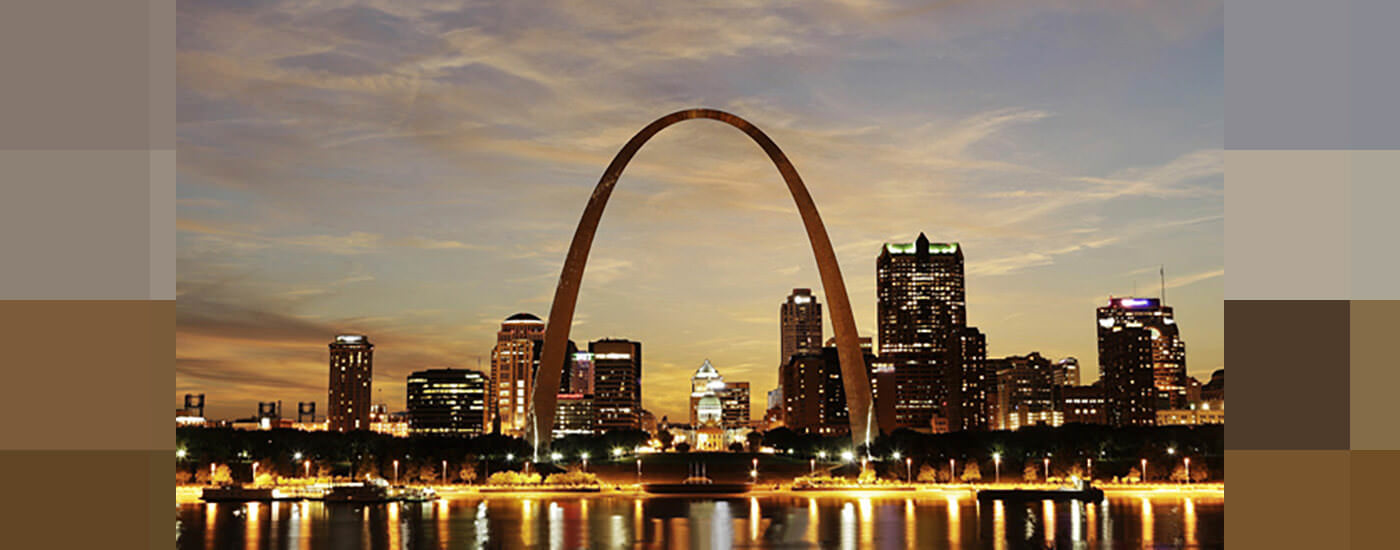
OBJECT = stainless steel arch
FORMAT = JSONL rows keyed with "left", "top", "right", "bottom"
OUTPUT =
{"left": 525, "top": 108, "right": 893, "bottom": 457}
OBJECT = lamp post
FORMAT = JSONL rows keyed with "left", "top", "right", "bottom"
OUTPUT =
{"left": 1184, "top": 457, "right": 1191, "bottom": 485}
{"left": 635, "top": 458, "right": 642, "bottom": 485}
{"left": 210, "top": 463, "right": 217, "bottom": 485}
{"left": 1141, "top": 458, "right": 1148, "bottom": 483}
{"left": 949, "top": 458, "right": 955, "bottom": 484}
{"left": 393, "top": 459, "right": 400, "bottom": 485}
{"left": 1086, "top": 458, "right": 1093, "bottom": 481}
{"left": 752, "top": 458, "right": 759, "bottom": 480}
{"left": 1043, "top": 457, "right": 1050, "bottom": 483}
{"left": 176, "top": 449, "right": 187, "bottom": 460}
{"left": 810, "top": 458, "right": 815, "bottom": 476}
{"left": 252, "top": 461, "right": 259, "bottom": 485}
{"left": 304, "top": 459, "right": 311, "bottom": 479}
{"left": 993, "top": 453, "right": 1002, "bottom": 484}
{"left": 581, "top": 452, "right": 590, "bottom": 472}
{"left": 905, "top": 457, "right": 913, "bottom": 484}
{"left": 442, "top": 460, "right": 448, "bottom": 485}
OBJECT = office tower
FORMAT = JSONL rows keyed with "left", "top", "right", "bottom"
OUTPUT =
{"left": 1201, "top": 369, "right": 1225, "bottom": 403}
{"left": 406, "top": 368, "right": 487, "bottom": 436}
{"left": 490, "top": 313, "right": 545, "bottom": 437}
{"left": 877, "top": 233, "right": 966, "bottom": 430}
{"left": 328, "top": 334, "right": 373, "bottom": 432}
{"left": 1099, "top": 326, "right": 1158, "bottom": 426}
{"left": 720, "top": 381, "right": 750, "bottom": 426}
{"left": 569, "top": 350, "right": 595, "bottom": 395}
{"left": 781, "top": 288, "right": 823, "bottom": 367}
{"left": 552, "top": 393, "right": 595, "bottom": 438}
{"left": 1096, "top": 297, "right": 1188, "bottom": 408}
{"left": 949, "top": 326, "right": 990, "bottom": 431}
{"left": 781, "top": 341, "right": 876, "bottom": 435}
{"left": 591, "top": 338, "right": 642, "bottom": 431}
{"left": 989, "top": 352, "right": 1060, "bottom": 430}
{"left": 1059, "top": 384, "right": 1107, "bottom": 425}
{"left": 1052, "top": 357, "right": 1081, "bottom": 386}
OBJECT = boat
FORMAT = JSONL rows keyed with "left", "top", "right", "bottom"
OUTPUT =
{"left": 201, "top": 485, "right": 281, "bottom": 502}
{"left": 322, "top": 480, "right": 439, "bottom": 503}
{"left": 976, "top": 478, "right": 1105, "bottom": 502}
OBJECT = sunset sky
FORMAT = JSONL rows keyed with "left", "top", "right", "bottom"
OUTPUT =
{"left": 176, "top": 0, "right": 1223, "bottom": 422}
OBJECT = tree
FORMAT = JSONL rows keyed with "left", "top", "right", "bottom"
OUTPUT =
{"left": 212, "top": 464, "right": 232, "bottom": 485}
{"left": 1191, "top": 464, "right": 1209, "bottom": 483}
{"left": 858, "top": 468, "right": 877, "bottom": 484}
{"left": 1023, "top": 462, "right": 1040, "bottom": 482}
{"left": 676, "top": 442, "right": 691, "bottom": 453}
{"left": 657, "top": 429, "right": 675, "bottom": 451}
{"left": 253, "top": 472, "right": 275, "bottom": 486}
{"left": 416, "top": 463, "right": 439, "bottom": 484}
{"left": 1170, "top": 464, "right": 1190, "bottom": 483}
{"left": 176, "top": 470, "right": 192, "bottom": 485}
{"left": 545, "top": 469, "right": 599, "bottom": 486}
{"left": 917, "top": 464, "right": 939, "bottom": 483}
{"left": 961, "top": 462, "right": 982, "bottom": 482}
{"left": 1127, "top": 467, "right": 1143, "bottom": 483}
{"left": 729, "top": 442, "right": 745, "bottom": 452}
{"left": 459, "top": 465, "right": 478, "bottom": 484}
{"left": 746, "top": 431, "right": 764, "bottom": 452}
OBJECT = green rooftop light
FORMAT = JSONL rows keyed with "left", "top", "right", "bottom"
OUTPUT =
{"left": 884, "top": 242, "right": 959, "bottom": 254}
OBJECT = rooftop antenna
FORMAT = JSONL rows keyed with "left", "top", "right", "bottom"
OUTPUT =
{"left": 1160, "top": 265, "right": 1166, "bottom": 303}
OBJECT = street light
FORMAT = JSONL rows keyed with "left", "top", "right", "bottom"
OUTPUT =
{"left": 841, "top": 450, "right": 854, "bottom": 462}
{"left": 1167, "top": 447, "right": 1176, "bottom": 456}
{"left": 176, "top": 449, "right": 187, "bottom": 460}
{"left": 1184, "top": 457, "right": 1191, "bottom": 485}
{"left": 810, "top": 458, "right": 816, "bottom": 476}
{"left": 293, "top": 452, "right": 302, "bottom": 461}
{"left": 393, "top": 459, "right": 400, "bottom": 485}
{"left": 1141, "top": 458, "right": 1148, "bottom": 483}
{"left": 210, "top": 463, "right": 217, "bottom": 484}
{"left": 905, "top": 457, "right": 913, "bottom": 483}
{"left": 993, "top": 452, "right": 1002, "bottom": 484}
{"left": 612, "top": 447, "right": 624, "bottom": 458}
{"left": 892, "top": 451, "right": 901, "bottom": 461}
{"left": 581, "top": 452, "right": 589, "bottom": 472}
{"left": 1043, "top": 457, "right": 1050, "bottom": 483}
{"left": 636, "top": 458, "right": 642, "bottom": 485}
{"left": 506, "top": 453, "right": 514, "bottom": 462}
{"left": 252, "top": 461, "right": 259, "bottom": 484}
{"left": 1086, "top": 458, "right": 1093, "bottom": 481}
{"left": 550, "top": 452, "right": 563, "bottom": 462}
{"left": 818, "top": 450, "right": 828, "bottom": 461}
{"left": 442, "top": 459, "right": 448, "bottom": 485}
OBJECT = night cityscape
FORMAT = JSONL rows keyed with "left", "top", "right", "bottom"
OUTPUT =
{"left": 173, "top": 2, "right": 1224, "bottom": 548}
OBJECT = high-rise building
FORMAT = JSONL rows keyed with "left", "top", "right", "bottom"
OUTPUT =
{"left": 720, "top": 381, "right": 750, "bottom": 427}
{"left": 989, "top": 352, "right": 1060, "bottom": 430}
{"left": 949, "top": 326, "right": 991, "bottom": 431}
{"left": 552, "top": 393, "right": 595, "bottom": 438}
{"left": 781, "top": 342, "right": 876, "bottom": 435}
{"left": 1052, "top": 357, "right": 1081, "bottom": 386}
{"left": 328, "top": 334, "right": 373, "bottom": 432}
{"left": 1099, "top": 326, "right": 1157, "bottom": 427}
{"left": 490, "top": 313, "right": 545, "bottom": 437}
{"left": 406, "top": 368, "right": 488, "bottom": 436}
{"left": 781, "top": 289, "right": 823, "bottom": 368}
{"left": 1201, "top": 368, "right": 1225, "bottom": 403}
{"left": 1059, "top": 384, "right": 1107, "bottom": 425}
{"left": 569, "top": 351, "right": 595, "bottom": 395}
{"left": 877, "top": 233, "right": 966, "bottom": 431}
{"left": 591, "top": 338, "right": 642, "bottom": 432}
{"left": 1096, "top": 297, "right": 1188, "bottom": 408}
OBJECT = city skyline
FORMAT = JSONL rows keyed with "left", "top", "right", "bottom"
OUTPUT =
{"left": 175, "top": 2, "right": 1223, "bottom": 422}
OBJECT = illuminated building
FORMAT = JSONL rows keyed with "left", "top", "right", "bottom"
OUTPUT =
{"left": 1096, "top": 297, "right": 1188, "bottom": 408}
{"left": 764, "top": 387, "right": 785, "bottom": 428}
{"left": 327, "top": 334, "right": 373, "bottom": 432}
{"left": 1157, "top": 402, "right": 1225, "bottom": 425}
{"left": 406, "top": 368, "right": 488, "bottom": 436}
{"left": 490, "top": 313, "right": 545, "bottom": 437}
{"left": 782, "top": 340, "right": 876, "bottom": 435}
{"left": 877, "top": 233, "right": 966, "bottom": 431}
{"left": 990, "top": 353, "right": 1062, "bottom": 430}
{"left": 569, "top": 351, "right": 595, "bottom": 395}
{"left": 1053, "top": 357, "right": 1081, "bottom": 386}
{"left": 781, "top": 288, "right": 823, "bottom": 368}
{"left": 369, "top": 404, "right": 410, "bottom": 437}
{"left": 949, "top": 326, "right": 990, "bottom": 431}
{"left": 1201, "top": 369, "right": 1224, "bottom": 403}
{"left": 1099, "top": 325, "right": 1157, "bottom": 426}
{"left": 552, "top": 393, "right": 595, "bottom": 438}
{"left": 688, "top": 359, "right": 751, "bottom": 426}
{"left": 591, "top": 338, "right": 642, "bottom": 431}
{"left": 1059, "top": 384, "right": 1107, "bottom": 425}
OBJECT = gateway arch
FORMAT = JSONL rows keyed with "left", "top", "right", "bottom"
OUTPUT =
{"left": 525, "top": 108, "right": 893, "bottom": 455}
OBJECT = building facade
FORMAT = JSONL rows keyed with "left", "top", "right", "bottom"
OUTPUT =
{"left": 781, "top": 288, "right": 823, "bottom": 368}
{"left": 406, "top": 368, "right": 487, "bottom": 436}
{"left": 489, "top": 313, "right": 545, "bottom": 437}
{"left": 552, "top": 393, "right": 596, "bottom": 438}
{"left": 591, "top": 338, "right": 642, "bottom": 432}
{"left": 1096, "top": 297, "right": 1188, "bottom": 409}
{"left": 1059, "top": 384, "right": 1107, "bottom": 425}
{"left": 1099, "top": 325, "right": 1158, "bottom": 427}
{"left": 781, "top": 342, "right": 877, "bottom": 435}
{"left": 876, "top": 233, "right": 967, "bottom": 431}
{"left": 990, "top": 352, "right": 1061, "bottom": 430}
{"left": 328, "top": 334, "right": 373, "bottom": 432}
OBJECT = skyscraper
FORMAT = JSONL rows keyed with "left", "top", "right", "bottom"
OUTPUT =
{"left": 591, "top": 338, "right": 642, "bottom": 432}
{"left": 327, "top": 334, "right": 373, "bottom": 432}
{"left": 1052, "top": 357, "right": 1081, "bottom": 386}
{"left": 949, "top": 326, "right": 990, "bottom": 431}
{"left": 490, "top": 313, "right": 545, "bottom": 437}
{"left": 781, "top": 288, "right": 823, "bottom": 368}
{"left": 1099, "top": 325, "right": 1157, "bottom": 426}
{"left": 1096, "top": 297, "right": 1188, "bottom": 409}
{"left": 406, "top": 368, "right": 487, "bottom": 436}
{"left": 781, "top": 341, "right": 876, "bottom": 435}
{"left": 989, "top": 352, "right": 1060, "bottom": 430}
{"left": 876, "top": 233, "right": 966, "bottom": 430}
{"left": 720, "top": 381, "right": 750, "bottom": 426}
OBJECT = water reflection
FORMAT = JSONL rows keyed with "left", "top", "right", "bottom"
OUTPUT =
{"left": 178, "top": 493, "right": 1223, "bottom": 549}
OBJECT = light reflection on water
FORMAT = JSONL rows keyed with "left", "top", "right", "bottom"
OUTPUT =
{"left": 176, "top": 493, "right": 1224, "bottom": 549}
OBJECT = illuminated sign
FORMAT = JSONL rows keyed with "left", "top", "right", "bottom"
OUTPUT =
{"left": 793, "top": 296, "right": 811, "bottom": 304}
{"left": 1116, "top": 298, "right": 1156, "bottom": 308}
{"left": 595, "top": 353, "right": 632, "bottom": 360}
{"left": 884, "top": 242, "right": 960, "bottom": 255}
